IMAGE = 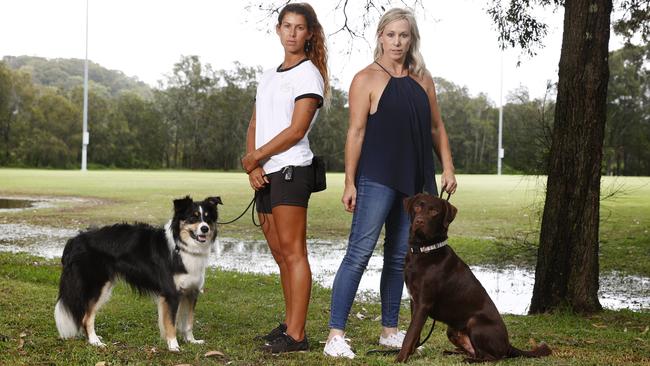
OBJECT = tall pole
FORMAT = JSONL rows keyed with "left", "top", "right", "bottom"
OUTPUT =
{"left": 81, "top": 0, "right": 89, "bottom": 171}
{"left": 497, "top": 50, "right": 504, "bottom": 175}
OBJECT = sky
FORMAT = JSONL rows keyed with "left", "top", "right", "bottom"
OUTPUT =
{"left": 0, "top": 0, "right": 626, "bottom": 105}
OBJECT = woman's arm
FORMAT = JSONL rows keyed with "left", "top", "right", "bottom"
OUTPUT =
{"left": 244, "top": 106, "right": 269, "bottom": 190}
{"left": 241, "top": 97, "right": 320, "bottom": 173}
{"left": 425, "top": 74, "right": 457, "bottom": 194}
{"left": 341, "top": 72, "right": 372, "bottom": 212}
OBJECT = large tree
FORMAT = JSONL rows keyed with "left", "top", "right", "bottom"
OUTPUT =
{"left": 489, "top": 0, "right": 648, "bottom": 313}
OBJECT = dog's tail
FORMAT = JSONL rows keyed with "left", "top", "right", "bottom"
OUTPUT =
{"left": 508, "top": 342, "right": 552, "bottom": 358}
{"left": 54, "top": 238, "right": 85, "bottom": 339}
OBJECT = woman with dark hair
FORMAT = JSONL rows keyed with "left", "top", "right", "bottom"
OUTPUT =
{"left": 241, "top": 2, "right": 329, "bottom": 354}
{"left": 323, "top": 8, "right": 457, "bottom": 359}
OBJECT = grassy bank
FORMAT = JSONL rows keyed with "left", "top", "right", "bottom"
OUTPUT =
{"left": 0, "top": 252, "right": 648, "bottom": 365}
{"left": 1, "top": 169, "right": 649, "bottom": 275}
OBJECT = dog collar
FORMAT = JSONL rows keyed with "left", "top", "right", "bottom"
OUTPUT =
{"left": 410, "top": 240, "right": 447, "bottom": 254}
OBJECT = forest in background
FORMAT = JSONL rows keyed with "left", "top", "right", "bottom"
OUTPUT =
{"left": 0, "top": 46, "right": 647, "bottom": 175}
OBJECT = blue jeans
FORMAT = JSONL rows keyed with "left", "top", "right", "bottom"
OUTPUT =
{"left": 329, "top": 175, "right": 410, "bottom": 330}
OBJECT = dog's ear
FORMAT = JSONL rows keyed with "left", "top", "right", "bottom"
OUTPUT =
{"left": 443, "top": 201, "right": 458, "bottom": 229}
{"left": 205, "top": 196, "right": 223, "bottom": 206}
{"left": 174, "top": 196, "right": 193, "bottom": 214}
{"left": 403, "top": 194, "right": 418, "bottom": 215}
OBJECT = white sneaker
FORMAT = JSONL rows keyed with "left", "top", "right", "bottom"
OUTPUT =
{"left": 379, "top": 330, "right": 406, "bottom": 348}
{"left": 323, "top": 335, "right": 355, "bottom": 359}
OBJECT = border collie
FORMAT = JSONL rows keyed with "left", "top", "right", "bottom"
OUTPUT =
{"left": 54, "top": 196, "right": 221, "bottom": 352}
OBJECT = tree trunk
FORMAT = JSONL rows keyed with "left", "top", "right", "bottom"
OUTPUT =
{"left": 530, "top": 0, "right": 612, "bottom": 314}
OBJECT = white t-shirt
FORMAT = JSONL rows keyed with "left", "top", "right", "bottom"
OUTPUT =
{"left": 255, "top": 59, "right": 324, "bottom": 174}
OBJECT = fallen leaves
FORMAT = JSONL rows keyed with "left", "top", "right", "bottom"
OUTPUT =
{"left": 204, "top": 350, "right": 225, "bottom": 358}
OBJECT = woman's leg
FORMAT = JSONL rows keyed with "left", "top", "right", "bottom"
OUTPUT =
{"left": 328, "top": 177, "right": 397, "bottom": 334}
{"left": 272, "top": 205, "right": 310, "bottom": 341}
{"left": 259, "top": 212, "right": 292, "bottom": 326}
{"left": 380, "top": 194, "right": 410, "bottom": 331}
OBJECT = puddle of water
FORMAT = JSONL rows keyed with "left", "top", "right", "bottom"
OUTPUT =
{"left": 0, "top": 223, "right": 79, "bottom": 259}
{"left": 0, "top": 195, "right": 84, "bottom": 213}
{"left": 0, "top": 198, "right": 35, "bottom": 209}
{"left": 211, "top": 238, "right": 650, "bottom": 314}
{"left": 0, "top": 225, "right": 648, "bottom": 315}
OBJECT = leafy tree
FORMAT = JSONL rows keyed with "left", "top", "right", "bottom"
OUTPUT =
{"left": 22, "top": 90, "right": 80, "bottom": 167}
{"left": 2, "top": 56, "right": 153, "bottom": 99}
{"left": 115, "top": 93, "right": 167, "bottom": 168}
{"left": 502, "top": 85, "right": 555, "bottom": 174}
{"left": 604, "top": 43, "right": 650, "bottom": 175}
{"left": 0, "top": 63, "right": 35, "bottom": 166}
{"left": 310, "top": 87, "right": 349, "bottom": 172}
{"left": 489, "top": 0, "right": 649, "bottom": 314}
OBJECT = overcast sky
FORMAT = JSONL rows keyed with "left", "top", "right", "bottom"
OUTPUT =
{"left": 0, "top": 0, "right": 625, "bottom": 105}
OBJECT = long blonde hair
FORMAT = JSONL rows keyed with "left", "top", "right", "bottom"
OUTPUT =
{"left": 278, "top": 3, "right": 331, "bottom": 107}
{"left": 373, "top": 8, "right": 426, "bottom": 78}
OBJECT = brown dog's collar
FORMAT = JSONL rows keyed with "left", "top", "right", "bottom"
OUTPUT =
{"left": 410, "top": 240, "right": 447, "bottom": 254}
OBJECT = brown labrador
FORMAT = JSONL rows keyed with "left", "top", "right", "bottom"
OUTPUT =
{"left": 396, "top": 193, "right": 551, "bottom": 363}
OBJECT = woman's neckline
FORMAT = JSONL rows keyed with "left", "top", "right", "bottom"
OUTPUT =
{"left": 374, "top": 61, "right": 410, "bottom": 79}
{"left": 277, "top": 58, "right": 309, "bottom": 72}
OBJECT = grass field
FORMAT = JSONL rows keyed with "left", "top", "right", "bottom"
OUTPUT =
{"left": 0, "top": 169, "right": 649, "bottom": 365}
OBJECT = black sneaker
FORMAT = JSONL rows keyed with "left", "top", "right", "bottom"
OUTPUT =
{"left": 261, "top": 332, "right": 309, "bottom": 354}
{"left": 254, "top": 323, "right": 287, "bottom": 342}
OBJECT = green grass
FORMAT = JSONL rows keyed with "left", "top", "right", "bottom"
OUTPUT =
{"left": 0, "top": 252, "right": 648, "bottom": 366}
{"left": 0, "top": 169, "right": 649, "bottom": 365}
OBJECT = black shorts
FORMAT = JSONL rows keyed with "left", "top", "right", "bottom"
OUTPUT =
{"left": 255, "top": 165, "right": 314, "bottom": 214}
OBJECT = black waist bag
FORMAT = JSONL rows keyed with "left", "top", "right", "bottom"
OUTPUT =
{"left": 312, "top": 156, "right": 327, "bottom": 192}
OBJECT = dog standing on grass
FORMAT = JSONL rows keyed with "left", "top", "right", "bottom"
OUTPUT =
{"left": 54, "top": 196, "right": 221, "bottom": 352}
{"left": 397, "top": 193, "right": 551, "bottom": 363}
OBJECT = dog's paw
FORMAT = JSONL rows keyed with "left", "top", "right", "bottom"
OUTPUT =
{"left": 88, "top": 336, "right": 106, "bottom": 347}
{"left": 167, "top": 338, "right": 180, "bottom": 352}
{"left": 188, "top": 338, "right": 205, "bottom": 344}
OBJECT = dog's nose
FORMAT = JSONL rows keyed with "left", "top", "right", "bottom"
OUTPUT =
{"left": 200, "top": 225, "right": 209, "bottom": 233}
{"left": 414, "top": 217, "right": 424, "bottom": 226}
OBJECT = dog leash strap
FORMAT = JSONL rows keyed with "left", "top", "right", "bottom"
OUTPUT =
{"left": 416, "top": 319, "right": 436, "bottom": 348}
{"left": 217, "top": 195, "right": 256, "bottom": 225}
{"left": 439, "top": 190, "right": 451, "bottom": 201}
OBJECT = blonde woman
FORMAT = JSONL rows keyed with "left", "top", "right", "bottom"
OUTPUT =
{"left": 324, "top": 8, "right": 456, "bottom": 358}
{"left": 241, "top": 2, "right": 329, "bottom": 354}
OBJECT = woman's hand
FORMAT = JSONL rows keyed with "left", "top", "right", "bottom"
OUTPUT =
{"left": 241, "top": 151, "right": 259, "bottom": 173}
{"left": 248, "top": 167, "right": 269, "bottom": 191}
{"left": 440, "top": 169, "right": 457, "bottom": 195}
{"left": 341, "top": 184, "right": 357, "bottom": 213}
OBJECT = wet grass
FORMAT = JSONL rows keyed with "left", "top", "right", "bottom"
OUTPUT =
{"left": 1, "top": 252, "right": 648, "bottom": 366}
{"left": 0, "top": 169, "right": 649, "bottom": 364}
{"left": 1, "top": 169, "right": 648, "bottom": 276}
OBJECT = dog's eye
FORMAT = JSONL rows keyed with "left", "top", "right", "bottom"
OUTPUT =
{"left": 193, "top": 212, "right": 199, "bottom": 217}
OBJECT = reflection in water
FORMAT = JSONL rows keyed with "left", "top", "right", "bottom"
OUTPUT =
{"left": 211, "top": 237, "right": 650, "bottom": 315}
{"left": 0, "top": 225, "right": 647, "bottom": 315}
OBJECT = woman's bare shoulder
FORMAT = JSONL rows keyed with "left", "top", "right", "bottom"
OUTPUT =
{"left": 411, "top": 69, "right": 436, "bottom": 94}
{"left": 351, "top": 63, "right": 389, "bottom": 86}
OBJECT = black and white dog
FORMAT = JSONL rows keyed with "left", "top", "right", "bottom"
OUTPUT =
{"left": 54, "top": 196, "right": 221, "bottom": 351}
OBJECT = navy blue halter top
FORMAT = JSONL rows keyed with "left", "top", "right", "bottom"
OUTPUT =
{"left": 357, "top": 62, "right": 437, "bottom": 196}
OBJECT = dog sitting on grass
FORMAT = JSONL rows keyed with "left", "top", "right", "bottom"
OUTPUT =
{"left": 397, "top": 193, "right": 551, "bottom": 362}
{"left": 54, "top": 196, "right": 221, "bottom": 352}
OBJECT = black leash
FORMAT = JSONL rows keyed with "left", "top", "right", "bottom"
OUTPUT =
{"left": 366, "top": 319, "right": 437, "bottom": 355}
{"left": 217, "top": 194, "right": 258, "bottom": 225}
